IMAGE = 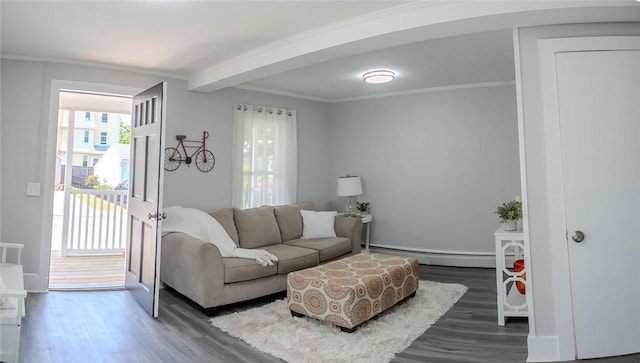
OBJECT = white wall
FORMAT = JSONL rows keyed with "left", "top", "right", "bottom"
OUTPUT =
{"left": 516, "top": 22, "right": 640, "bottom": 362}
{"left": 330, "top": 84, "right": 519, "bottom": 265}
{"left": 0, "top": 59, "right": 332, "bottom": 291}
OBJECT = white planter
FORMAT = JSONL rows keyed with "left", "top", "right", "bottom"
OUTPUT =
{"left": 504, "top": 220, "right": 518, "bottom": 231}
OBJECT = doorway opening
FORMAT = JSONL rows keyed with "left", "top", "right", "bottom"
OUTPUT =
{"left": 49, "top": 90, "right": 132, "bottom": 290}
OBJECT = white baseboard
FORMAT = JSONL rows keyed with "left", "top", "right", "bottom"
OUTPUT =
{"left": 368, "top": 244, "right": 513, "bottom": 268}
{"left": 23, "top": 273, "right": 48, "bottom": 292}
{"left": 527, "top": 334, "right": 561, "bottom": 362}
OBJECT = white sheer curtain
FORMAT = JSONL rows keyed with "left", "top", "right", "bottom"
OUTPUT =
{"left": 232, "top": 104, "right": 297, "bottom": 209}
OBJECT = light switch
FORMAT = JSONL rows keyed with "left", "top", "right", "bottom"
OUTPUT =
{"left": 26, "top": 182, "right": 41, "bottom": 197}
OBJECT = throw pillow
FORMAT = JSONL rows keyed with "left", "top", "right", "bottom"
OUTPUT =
{"left": 210, "top": 208, "right": 239, "bottom": 245}
{"left": 274, "top": 202, "right": 314, "bottom": 241}
{"left": 234, "top": 206, "right": 282, "bottom": 248}
{"left": 300, "top": 210, "right": 337, "bottom": 239}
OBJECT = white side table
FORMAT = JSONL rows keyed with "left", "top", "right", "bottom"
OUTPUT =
{"left": 360, "top": 214, "right": 372, "bottom": 252}
{"left": 494, "top": 224, "right": 527, "bottom": 326}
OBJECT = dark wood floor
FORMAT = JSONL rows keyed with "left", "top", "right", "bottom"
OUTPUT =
{"left": 20, "top": 264, "right": 640, "bottom": 363}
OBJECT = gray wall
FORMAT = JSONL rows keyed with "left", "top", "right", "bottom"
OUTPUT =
{"left": 330, "top": 84, "right": 520, "bottom": 261}
{"left": 1, "top": 58, "right": 517, "bottom": 292}
{"left": 0, "top": 59, "right": 332, "bottom": 291}
{"left": 161, "top": 87, "right": 334, "bottom": 211}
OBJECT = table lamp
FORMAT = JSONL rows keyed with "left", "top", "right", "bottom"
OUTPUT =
{"left": 337, "top": 175, "right": 363, "bottom": 215}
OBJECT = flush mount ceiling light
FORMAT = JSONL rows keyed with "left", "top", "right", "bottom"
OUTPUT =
{"left": 362, "top": 70, "right": 395, "bottom": 84}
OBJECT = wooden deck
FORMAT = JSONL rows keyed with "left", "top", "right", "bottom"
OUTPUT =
{"left": 48, "top": 251, "right": 125, "bottom": 289}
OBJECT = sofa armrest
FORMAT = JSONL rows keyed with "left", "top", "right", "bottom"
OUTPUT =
{"left": 334, "top": 215, "right": 363, "bottom": 255}
{"left": 161, "top": 232, "right": 225, "bottom": 309}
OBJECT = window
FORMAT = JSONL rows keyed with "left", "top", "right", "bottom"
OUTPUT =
{"left": 93, "top": 158, "right": 99, "bottom": 166}
{"left": 82, "top": 155, "right": 88, "bottom": 167}
{"left": 85, "top": 112, "right": 91, "bottom": 121}
{"left": 100, "top": 132, "right": 107, "bottom": 145}
{"left": 232, "top": 104, "right": 297, "bottom": 209}
{"left": 83, "top": 131, "right": 90, "bottom": 143}
{"left": 101, "top": 113, "right": 108, "bottom": 123}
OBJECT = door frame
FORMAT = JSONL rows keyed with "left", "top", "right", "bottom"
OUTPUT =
{"left": 538, "top": 36, "right": 640, "bottom": 359}
{"left": 40, "top": 80, "right": 142, "bottom": 292}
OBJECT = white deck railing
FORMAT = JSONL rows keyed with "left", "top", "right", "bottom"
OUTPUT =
{"left": 61, "top": 190, "right": 128, "bottom": 255}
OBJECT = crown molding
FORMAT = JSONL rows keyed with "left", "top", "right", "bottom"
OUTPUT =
{"left": 232, "top": 84, "right": 331, "bottom": 103}
{"left": 332, "top": 80, "right": 516, "bottom": 103}
{"left": 1, "top": 53, "right": 188, "bottom": 81}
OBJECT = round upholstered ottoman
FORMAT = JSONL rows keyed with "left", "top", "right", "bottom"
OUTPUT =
{"left": 287, "top": 253, "right": 419, "bottom": 332}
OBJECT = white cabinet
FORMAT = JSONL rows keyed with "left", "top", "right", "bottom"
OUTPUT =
{"left": 0, "top": 243, "right": 26, "bottom": 363}
{"left": 494, "top": 225, "right": 527, "bottom": 326}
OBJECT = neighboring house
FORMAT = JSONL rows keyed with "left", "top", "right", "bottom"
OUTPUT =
{"left": 57, "top": 110, "right": 99, "bottom": 167}
{"left": 95, "top": 112, "right": 124, "bottom": 149}
{"left": 57, "top": 110, "right": 125, "bottom": 166}
{"left": 93, "top": 143, "right": 130, "bottom": 187}
{"left": 56, "top": 109, "right": 130, "bottom": 186}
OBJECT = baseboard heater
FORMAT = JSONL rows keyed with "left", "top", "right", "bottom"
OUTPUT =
{"left": 368, "top": 243, "right": 517, "bottom": 268}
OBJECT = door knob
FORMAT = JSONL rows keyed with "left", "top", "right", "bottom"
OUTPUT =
{"left": 148, "top": 212, "right": 166, "bottom": 221}
{"left": 571, "top": 230, "right": 585, "bottom": 243}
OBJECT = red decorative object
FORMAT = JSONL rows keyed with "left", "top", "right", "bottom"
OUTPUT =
{"left": 514, "top": 259, "right": 526, "bottom": 294}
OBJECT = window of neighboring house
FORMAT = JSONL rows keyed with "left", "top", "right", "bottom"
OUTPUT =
{"left": 84, "top": 131, "right": 90, "bottom": 143}
{"left": 100, "top": 132, "right": 107, "bottom": 145}
{"left": 93, "top": 158, "right": 99, "bottom": 166}
{"left": 85, "top": 112, "right": 91, "bottom": 121}
{"left": 82, "top": 155, "right": 88, "bottom": 167}
{"left": 232, "top": 104, "right": 297, "bottom": 209}
{"left": 101, "top": 113, "right": 108, "bottom": 123}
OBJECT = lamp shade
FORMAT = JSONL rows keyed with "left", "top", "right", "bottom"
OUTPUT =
{"left": 337, "top": 176, "right": 363, "bottom": 197}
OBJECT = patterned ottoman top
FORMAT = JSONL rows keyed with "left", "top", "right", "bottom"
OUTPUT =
{"left": 290, "top": 253, "right": 418, "bottom": 287}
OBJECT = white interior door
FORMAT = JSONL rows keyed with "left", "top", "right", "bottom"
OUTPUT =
{"left": 555, "top": 46, "right": 640, "bottom": 358}
{"left": 125, "top": 82, "right": 166, "bottom": 317}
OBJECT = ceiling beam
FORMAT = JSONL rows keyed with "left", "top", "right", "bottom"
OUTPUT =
{"left": 187, "top": 1, "right": 638, "bottom": 93}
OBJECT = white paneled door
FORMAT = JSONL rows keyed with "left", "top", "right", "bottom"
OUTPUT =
{"left": 549, "top": 40, "right": 640, "bottom": 359}
{"left": 125, "top": 82, "right": 166, "bottom": 317}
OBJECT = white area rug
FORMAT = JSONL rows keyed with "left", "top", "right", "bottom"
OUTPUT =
{"left": 210, "top": 280, "right": 468, "bottom": 363}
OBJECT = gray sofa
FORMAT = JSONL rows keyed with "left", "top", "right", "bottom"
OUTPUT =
{"left": 160, "top": 202, "right": 363, "bottom": 312}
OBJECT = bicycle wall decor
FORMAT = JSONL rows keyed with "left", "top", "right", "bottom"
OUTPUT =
{"left": 164, "top": 131, "right": 215, "bottom": 172}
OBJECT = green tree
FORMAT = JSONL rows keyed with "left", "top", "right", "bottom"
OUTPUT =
{"left": 119, "top": 122, "right": 131, "bottom": 144}
{"left": 84, "top": 175, "right": 100, "bottom": 189}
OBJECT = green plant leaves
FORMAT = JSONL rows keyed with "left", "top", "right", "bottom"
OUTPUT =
{"left": 495, "top": 200, "right": 522, "bottom": 222}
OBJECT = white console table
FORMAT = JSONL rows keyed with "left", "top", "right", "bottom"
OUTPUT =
{"left": 361, "top": 214, "right": 372, "bottom": 252}
{"left": 339, "top": 213, "right": 372, "bottom": 252}
{"left": 494, "top": 225, "right": 527, "bottom": 326}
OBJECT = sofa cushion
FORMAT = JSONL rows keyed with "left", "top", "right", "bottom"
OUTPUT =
{"left": 234, "top": 206, "right": 282, "bottom": 249}
{"left": 300, "top": 210, "right": 337, "bottom": 239}
{"left": 222, "top": 257, "right": 277, "bottom": 284}
{"left": 210, "top": 208, "right": 239, "bottom": 245}
{"left": 283, "top": 237, "right": 352, "bottom": 262}
{"left": 274, "top": 202, "right": 314, "bottom": 241}
{"left": 262, "top": 244, "right": 319, "bottom": 275}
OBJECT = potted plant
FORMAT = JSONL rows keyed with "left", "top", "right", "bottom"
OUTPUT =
{"left": 495, "top": 200, "right": 522, "bottom": 231}
{"left": 356, "top": 201, "right": 370, "bottom": 215}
